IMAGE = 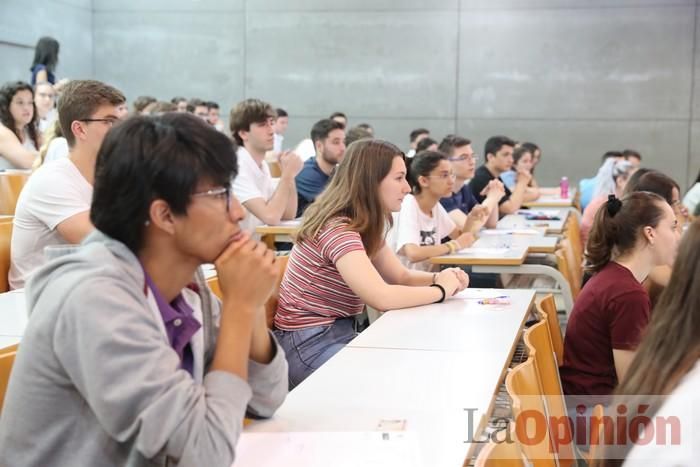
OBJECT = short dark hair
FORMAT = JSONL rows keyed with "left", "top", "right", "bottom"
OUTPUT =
{"left": 57, "top": 80, "right": 125, "bottom": 147}
{"left": 438, "top": 134, "right": 471, "bottom": 156}
{"left": 410, "top": 128, "right": 430, "bottom": 143}
{"left": 206, "top": 101, "right": 219, "bottom": 110}
{"left": 187, "top": 98, "right": 206, "bottom": 113}
{"left": 520, "top": 142, "right": 539, "bottom": 154}
{"left": 484, "top": 135, "right": 515, "bottom": 161}
{"left": 622, "top": 149, "right": 642, "bottom": 161}
{"left": 91, "top": 113, "right": 238, "bottom": 253}
{"left": 133, "top": 95, "right": 156, "bottom": 113}
{"left": 345, "top": 126, "right": 373, "bottom": 146}
{"left": 356, "top": 123, "right": 372, "bottom": 131}
{"left": 601, "top": 150, "right": 623, "bottom": 162}
{"left": 150, "top": 101, "right": 177, "bottom": 114}
{"left": 329, "top": 111, "right": 347, "bottom": 121}
{"left": 229, "top": 98, "right": 275, "bottom": 145}
{"left": 171, "top": 96, "right": 187, "bottom": 105}
{"left": 276, "top": 108, "right": 288, "bottom": 118}
{"left": 416, "top": 137, "right": 438, "bottom": 153}
{"left": 310, "top": 119, "right": 345, "bottom": 145}
{"left": 31, "top": 36, "right": 60, "bottom": 73}
{"left": 624, "top": 169, "right": 679, "bottom": 205}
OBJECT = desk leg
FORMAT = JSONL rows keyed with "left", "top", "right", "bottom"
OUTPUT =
{"left": 471, "top": 264, "right": 574, "bottom": 317}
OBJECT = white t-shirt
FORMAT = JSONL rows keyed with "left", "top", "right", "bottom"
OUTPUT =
{"left": 43, "top": 137, "right": 69, "bottom": 163}
{"left": 389, "top": 194, "right": 456, "bottom": 271}
{"left": 294, "top": 138, "right": 316, "bottom": 161}
{"left": 273, "top": 133, "right": 284, "bottom": 153}
{"left": 623, "top": 362, "right": 700, "bottom": 466}
{"left": 232, "top": 146, "right": 276, "bottom": 236}
{"left": 9, "top": 158, "right": 93, "bottom": 289}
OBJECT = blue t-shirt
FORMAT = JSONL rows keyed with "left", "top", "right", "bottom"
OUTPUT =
{"left": 440, "top": 184, "right": 479, "bottom": 215}
{"left": 295, "top": 157, "right": 330, "bottom": 217}
{"left": 31, "top": 64, "right": 56, "bottom": 85}
{"left": 500, "top": 170, "right": 517, "bottom": 190}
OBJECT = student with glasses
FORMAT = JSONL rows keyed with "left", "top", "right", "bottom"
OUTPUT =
{"left": 438, "top": 135, "right": 503, "bottom": 230}
{"left": 0, "top": 113, "right": 288, "bottom": 466}
{"left": 390, "top": 150, "right": 490, "bottom": 271}
{"left": 9, "top": 80, "right": 126, "bottom": 289}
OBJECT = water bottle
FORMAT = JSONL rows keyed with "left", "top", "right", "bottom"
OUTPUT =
{"left": 560, "top": 176, "right": 569, "bottom": 199}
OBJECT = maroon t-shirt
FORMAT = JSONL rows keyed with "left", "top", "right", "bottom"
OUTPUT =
{"left": 560, "top": 261, "right": 651, "bottom": 396}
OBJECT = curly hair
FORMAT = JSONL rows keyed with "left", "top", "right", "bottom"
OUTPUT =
{"left": 0, "top": 81, "right": 39, "bottom": 149}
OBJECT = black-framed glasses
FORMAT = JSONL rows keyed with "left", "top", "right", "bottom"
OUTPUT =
{"left": 191, "top": 186, "right": 231, "bottom": 211}
{"left": 79, "top": 118, "right": 119, "bottom": 126}
{"left": 448, "top": 153, "right": 478, "bottom": 162}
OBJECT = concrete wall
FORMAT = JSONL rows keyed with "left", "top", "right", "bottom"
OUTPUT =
{"left": 0, "top": 0, "right": 93, "bottom": 85}
{"left": 2, "top": 0, "right": 698, "bottom": 189}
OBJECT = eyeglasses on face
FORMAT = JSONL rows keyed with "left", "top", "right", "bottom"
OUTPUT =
{"left": 448, "top": 153, "right": 479, "bottom": 162}
{"left": 191, "top": 186, "right": 231, "bottom": 211}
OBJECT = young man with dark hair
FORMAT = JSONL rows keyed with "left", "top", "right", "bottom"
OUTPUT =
{"left": 0, "top": 113, "right": 288, "bottom": 466}
{"left": 622, "top": 148, "right": 642, "bottom": 168}
{"left": 344, "top": 125, "right": 373, "bottom": 146}
{"left": 171, "top": 96, "right": 188, "bottom": 113}
{"left": 580, "top": 150, "right": 625, "bottom": 209}
{"left": 187, "top": 98, "right": 209, "bottom": 120}
{"left": 230, "top": 98, "right": 302, "bottom": 234}
{"left": 469, "top": 135, "right": 531, "bottom": 216}
{"left": 295, "top": 119, "right": 346, "bottom": 216}
{"left": 133, "top": 95, "right": 156, "bottom": 115}
{"left": 9, "top": 79, "right": 126, "bottom": 289}
{"left": 206, "top": 101, "right": 224, "bottom": 132}
{"left": 273, "top": 108, "right": 288, "bottom": 152}
{"left": 329, "top": 111, "right": 347, "bottom": 127}
{"left": 356, "top": 122, "right": 373, "bottom": 136}
{"left": 407, "top": 128, "right": 430, "bottom": 158}
{"left": 438, "top": 135, "right": 503, "bottom": 229}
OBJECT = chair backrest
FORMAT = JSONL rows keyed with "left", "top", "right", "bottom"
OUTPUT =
{"left": 559, "top": 238, "right": 581, "bottom": 299}
{"left": 536, "top": 294, "right": 564, "bottom": 366}
{"left": 0, "top": 220, "right": 13, "bottom": 293}
{"left": 506, "top": 355, "right": 558, "bottom": 467}
{"left": 555, "top": 248, "right": 578, "bottom": 303}
{"left": 205, "top": 255, "right": 289, "bottom": 330}
{"left": 475, "top": 423, "right": 526, "bottom": 467}
{"left": 0, "top": 343, "right": 18, "bottom": 415}
{"left": 565, "top": 214, "right": 583, "bottom": 268}
{"left": 0, "top": 173, "right": 30, "bottom": 215}
{"left": 524, "top": 320, "right": 576, "bottom": 466}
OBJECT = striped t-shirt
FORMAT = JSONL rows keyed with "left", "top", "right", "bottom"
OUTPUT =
{"left": 274, "top": 218, "right": 366, "bottom": 330}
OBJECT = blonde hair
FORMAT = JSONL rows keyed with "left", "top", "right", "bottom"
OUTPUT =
{"left": 297, "top": 139, "right": 404, "bottom": 257}
{"left": 34, "top": 118, "right": 63, "bottom": 170}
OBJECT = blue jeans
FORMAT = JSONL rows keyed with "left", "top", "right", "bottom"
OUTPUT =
{"left": 274, "top": 318, "right": 356, "bottom": 390}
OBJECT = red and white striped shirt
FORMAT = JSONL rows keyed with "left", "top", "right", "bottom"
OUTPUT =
{"left": 274, "top": 218, "right": 366, "bottom": 330}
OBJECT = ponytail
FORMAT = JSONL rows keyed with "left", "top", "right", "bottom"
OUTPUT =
{"left": 407, "top": 150, "right": 446, "bottom": 194}
{"left": 585, "top": 192, "right": 667, "bottom": 274}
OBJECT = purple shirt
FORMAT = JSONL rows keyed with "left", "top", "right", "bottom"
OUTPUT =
{"left": 143, "top": 270, "right": 202, "bottom": 376}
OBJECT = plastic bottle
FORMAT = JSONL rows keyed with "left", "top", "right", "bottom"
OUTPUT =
{"left": 560, "top": 176, "right": 569, "bottom": 199}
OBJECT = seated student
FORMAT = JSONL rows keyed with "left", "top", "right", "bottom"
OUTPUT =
{"left": 622, "top": 148, "right": 642, "bottom": 169}
{"left": 604, "top": 220, "right": 700, "bottom": 466}
{"left": 34, "top": 119, "right": 67, "bottom": 168}
{"left": 438, "top": 135, "right": 503, "bottom": 229}
{"left": 682, "top": 168, "right": 700, "bottom": 217}
{"left": 356, "top": 122, "right": 373, "bottom": 136}
{"left": 406, "top": 127, "right": 430, "bottom": 159}
{"left": 391, "top": 151, "right": 489, "bottom": 270}
{"left": 230, "top": 98, "right": 302, "bottom": 235}
{"left": 0, "top": 113, "right": 288, "bottom": 466}
{"left": 415, "top": 136, "right": 438, "bottom": 154}
{"left": 0, "top": 81, "right": 40, "bottom": 169}
{"left": 579, "top": 150, "right": 623, "bottom": 210}
{"left": 580, "top": 158, "right": 635, "bottom": 246}
{"left": 272, "top": 107, "right": 288, "bottom": 152}
{"left": 187, "top": 98, "right": 209, "bottom": 120}
{"left": 132, "top": 95, "right": 157, "bottom": 115}
{"left": 329, "top": 111, "right": 347, "bottom": 127}
{"left": 206, "top": 101, "right": 224, "bottom": 132}
{"left": 171, "top": 96, "right": 188, "bottom": 113}
{"left": 520, "top": 141, "right": 541, "bottom": 177}
{"left": 9, "top": 80, "right": 125, "bottom": 289}
{"left": 295, "top": 119, "right": 346, "bottom": 216}
{"left": 344, "top": 125, "right": 373, "bottom": 146}
{"left": 469, "top": 135, "right": 531, "bottom": 216}
{"left": 34, "top": 81, "right": 57, "bottom": 133}
{"left": 560, "top": 192, "right": 680, "bottom": 404}
{"left": 273, "top": 140, "right": 469, "bottom": 388}
{"left": 499, "top": 145, "right": 540, "bottom": 202}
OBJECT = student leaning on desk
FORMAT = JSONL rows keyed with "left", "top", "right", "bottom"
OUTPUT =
{"left": 0, "top": 114, "right": 288, "bottom": 467}
{"left": 273, "top": 139, "right": 469, "bottom": 390}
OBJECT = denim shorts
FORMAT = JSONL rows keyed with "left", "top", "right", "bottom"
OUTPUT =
{"left": 274, "top": 318, "right": 356, "bottom": 390}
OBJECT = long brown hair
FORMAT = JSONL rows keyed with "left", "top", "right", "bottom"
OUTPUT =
{"left": 593, "top": 219, "right": 700, "bottom": 466}
{"left": 297, "top": 139, "right": 404, "bottom": 257}
{"left": 585, "top": 192, "right": 667, "bottom": 274}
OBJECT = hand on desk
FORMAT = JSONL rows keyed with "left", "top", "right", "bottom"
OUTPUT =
{"left": 435, "top": 268, "right": 469, "bottom": 296}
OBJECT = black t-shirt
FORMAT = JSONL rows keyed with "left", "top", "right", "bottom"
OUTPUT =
{"left": 469, "top": 165, "right": 512, "bottom": 204}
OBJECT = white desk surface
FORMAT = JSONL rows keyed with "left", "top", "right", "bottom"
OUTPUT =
{"left": 474, "top": 233, "right": 558, "bottom": 254}
{"left": 524, "top": 188, "right": 577, "bottom": 208}
{"left": 347, "top": 288, "right": 535, "bottom": 352}
{"left": 0, "top": 335, "right": 20, "bottom": 349}
{"left": 0, "top": 289, "right": 26, "bottom": 339}
{"left": 498, "top": 209, "right": 569, "bottom": 234}
{"left": 235, "top": 346, "right": 503, "bottom": 467}
{"left": 430, "top": 244, "right": 528, "bottom": 266}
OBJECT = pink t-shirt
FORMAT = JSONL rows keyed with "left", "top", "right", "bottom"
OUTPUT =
{"left": 580, "top": 195, "right": 606, "bottom": 249}
{"left": 274, "top": 218, "right": 367, "bottom": 330}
